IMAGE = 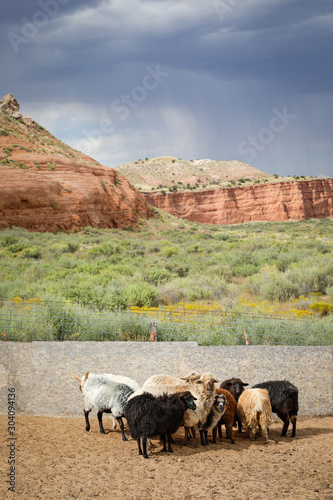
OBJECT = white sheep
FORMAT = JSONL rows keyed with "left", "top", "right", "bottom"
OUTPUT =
{"left": 237, "top": 388, "right": 272, "bottom": 443}
{"left": 72, "top": 372, "right": 139, "bottom": 440}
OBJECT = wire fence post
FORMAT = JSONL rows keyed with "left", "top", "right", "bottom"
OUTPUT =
{"left": 149, "top": 320, "right": 157, "bottom": 342}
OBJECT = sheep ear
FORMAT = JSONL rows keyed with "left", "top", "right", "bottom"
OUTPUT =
{"left": 72, "top": 373, "right": 81, "bottom": 383}
{"left": 196, "top": 380, "right": 203, "bottom": 384}
{"left": 226, "top": 382, "right": 233, "bottom": 387}
{"left": 213, "top": 379, "right": 219, "bottom": 383}
{"left": 243, "top": 383, "right": 249, "bottom": 386}
{"left": 84, "top": 372, "right": 89, "bottom": 383}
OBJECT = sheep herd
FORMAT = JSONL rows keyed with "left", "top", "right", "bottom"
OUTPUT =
{"left": 72, "top": 371, "right": 299, "bottom": 459}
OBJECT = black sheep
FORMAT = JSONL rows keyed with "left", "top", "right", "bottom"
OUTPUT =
{"left": 252, "top": 380, "right": 299, "bottom": 437}
{"left": 125, "top": 391, "right": 197, "bottom": 458}
{"left": 219, "top": 377, "right": 249, "bottom": 433}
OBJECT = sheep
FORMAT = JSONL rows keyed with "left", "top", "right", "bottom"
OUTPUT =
{"left": 72, "top": 372, "right": 139, "bottom": 440}
{"left": 237, "top": 388, "right": 272, "bottom": 443}
{"left": 128, "top": 372, "right": 218, "bottom": 447}
{"left": 125, "top": 391, "right": 197, "bottom": 458}
{"left": 219, "top": 377, "right": 249, "bottom": 433}
{"left": 252, "top": 380, "right": 299, "bottom": 437}
{"left": 213, "top": 388, "right": 237, "bottom": 444}
{"left": 143, "top": 370, "right": 201, "bottom": 387}
{"left": 198, "top": 393, "right": 226, "bottom": 446}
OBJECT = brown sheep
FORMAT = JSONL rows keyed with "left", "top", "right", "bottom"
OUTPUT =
{"left": 219, "top": 377, "right": 249, "bottom": 433}
{"left": 237, "top": 388, "right": 272, "bottom": 443}
{"left": 213, "top": 388, "right": 237, "bottom": 444}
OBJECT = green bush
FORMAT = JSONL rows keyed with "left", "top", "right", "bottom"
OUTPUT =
{"left": 309, "top": 302, "right": 333, "bottom": 316}
{"left": 162, "top": 246, "right": 178, "bottom": 257}
{"left": 21, "top": 247, "right": 41, "bottom": 259}
{"left": 125, "top": 282, "right": 158, "bottom": 307}
{"left": 145, "top": 266, "right": 176, "bottom": 285}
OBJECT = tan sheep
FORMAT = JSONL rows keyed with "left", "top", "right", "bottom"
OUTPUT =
{"left": 237, "top": 388, "right": 272, "bottom": 443}
{"left": 143, "top": 370, "right": 201, "bottom": 387}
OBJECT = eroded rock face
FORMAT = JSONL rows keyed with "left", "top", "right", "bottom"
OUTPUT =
{"left": 145, "top": 180, "right": 333, "bottom": 224}
{"left": 0, "top": 93, "right": 152, "bottom": 232}
{"left": 0, "top": 161, "right": 152, "bottom": 232}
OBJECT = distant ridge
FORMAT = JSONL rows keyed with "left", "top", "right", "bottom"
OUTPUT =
{"left": 115, "top": 156, "right": 275, "bottom": 191}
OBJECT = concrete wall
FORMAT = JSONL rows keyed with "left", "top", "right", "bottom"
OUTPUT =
{"left": 0, "top": 342, "right": 332, "bottom": 417}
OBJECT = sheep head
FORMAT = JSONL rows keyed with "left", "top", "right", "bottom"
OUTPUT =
{"left": 196, "top": 373, "right": 218, "bottom": 395}
{"left": 180, "top": 370, "right": 201, "bottom": 383}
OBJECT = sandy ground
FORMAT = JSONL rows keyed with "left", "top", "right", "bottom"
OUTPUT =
{"left": 0, "top": 414, "right": 332, "bottom": 499}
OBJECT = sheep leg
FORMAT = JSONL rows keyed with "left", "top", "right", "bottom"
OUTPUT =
{"left": 97, "top": 410, "right": 105, "bottom": 434}
{"left": 191, "top": 426, "right": 197, "bottom": 448}
{"left": 183, "top": 426, "right": 190, "bottom": 445}
{"left": 161, "top": 434, "right": 167, "bottom": 452}
{"left": 116, "top": 417, "right": 128, "bottom": 441}
{"left": 142, "top": 436, "right": 149, "bottom": 458}
{"left": 218, "top": 422, "right": 223, "bottom": 439}
{"left": 84, "top": 410, "right": 91, "bottom": 432}
{"left": 225, "top": 422, "right": 235, "bottom": 444}
{"left": 199, "top": 430, "right": 206, "bottom": 446}
{"left": 137, "top": 437, "right": 143, "bottom": 456}
{"left": 167, "top": 434, "right": 174, "bottom": 453}
{"left": 237, "top": 416, "right": 243, "bottom": 433}
{"left": 204, "top": 430, "right": 209, "bottom": 445}
{"left": 291, "top": 415, "right": 297, "bottom": 437}
{"left": 212, "top": 425, "right": 218, "bottom": 443}
{"left": 281, "top": 414, "right": 290, "bottom": 436}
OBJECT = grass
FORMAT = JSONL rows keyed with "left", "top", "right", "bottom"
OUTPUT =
{"left": 0, "top": 215, "right": 332, "bottom": 344}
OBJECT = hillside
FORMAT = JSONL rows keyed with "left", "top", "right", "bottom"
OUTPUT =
{"left": 115, "top": 156, "right": 276, "bottom": 191}
{"left": 0, "top": 94, "right": 152, "bottom": 232}
{"left": 145, "top": 179, "right": 333, "bottom": 224}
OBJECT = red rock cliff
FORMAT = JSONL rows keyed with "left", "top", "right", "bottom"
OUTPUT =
{"left": 0, "top": 94, "right": 152, "bottom": 232}
{"left": 145, "top": 179, "right": 333, "bottom": 224}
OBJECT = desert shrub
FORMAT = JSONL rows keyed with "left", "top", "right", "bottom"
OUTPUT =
{"left": 157, "top": 285, "right": 185, "bottom": 305}
{"left": 1, "top": 234, "right": 18, "bottom": 247}
{"left": 21, "top": 247, "right": 41, "bottom": 259}
{"left": 165, "top": 262, "right": 189, "bottom": 278}
{"left": 162, "top": 246, "right": 178, "bottom": 257}
{"left": 7, "top": 244, "right": 27, "bottom": 254}
{"left": 61, "top": 282, "right": 96, "bottom": 306}
{"left": 260, "top": 275, "right": 299, "bottom": 302}
{"left": 89, "top": 243, "right": 121, "bottom": 256}
{"left": 145, "top": 266, "right": 176, "bottom": 285}
{"left": 309, "top": 302, "right": 333, "bottom": 316}
{"left": 124, "top": 282, "right": 158, "bottom": 307}
{"left": 287, "top": 262, "right": 333, "bottom": 295}
{"left": 208, "top": 262, "right": 232, "bottom": 281}
{"left": 187, "top": 243, "right": 204, "bottom": 253}
{"left": 49, "top": 243, "right": 71, "bottom": 255}
{"left": 233, "top": 263, "right": 259, "bottom": 277}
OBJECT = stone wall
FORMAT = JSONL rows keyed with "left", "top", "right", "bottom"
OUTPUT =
{"left": 0, "top": 342, "right": 332, "bottom": 417}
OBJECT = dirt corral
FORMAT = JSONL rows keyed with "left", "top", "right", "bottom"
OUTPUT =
{"left": 0, "top": 415, "right": 332, "bottom": 499}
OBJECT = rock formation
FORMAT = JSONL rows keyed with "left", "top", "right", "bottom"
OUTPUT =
{"left": 0, "top": 94, "right": 152, "bottom": 232}
{"left": 145, "top": 179, "right": 333, "bottom": 225}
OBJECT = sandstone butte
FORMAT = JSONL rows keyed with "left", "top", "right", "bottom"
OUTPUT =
{"left": 145, "top": 179, "right": 333, "bottom": 225}
{"left": 0, "top": 94, "right": 152, "bottom": 232}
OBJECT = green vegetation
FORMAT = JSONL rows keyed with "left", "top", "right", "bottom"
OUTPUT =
{"left": 0, "top": 215, "right": 332, "bottom": 344}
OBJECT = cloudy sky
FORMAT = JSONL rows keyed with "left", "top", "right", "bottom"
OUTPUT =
{"left": 1, "top": 0, "right": 332, "bottom": 177}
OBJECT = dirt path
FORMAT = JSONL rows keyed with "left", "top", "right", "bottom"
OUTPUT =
{"left": 0, "top": 415, "right": 332, "bottom": 499}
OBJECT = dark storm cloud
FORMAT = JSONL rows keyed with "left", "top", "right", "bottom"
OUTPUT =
{"left": 0, "top": 0, "right": 332, "bottom": 177}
